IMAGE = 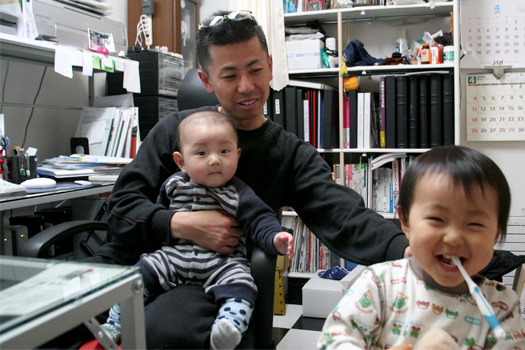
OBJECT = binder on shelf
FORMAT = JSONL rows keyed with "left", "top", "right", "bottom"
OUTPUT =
{"left": 408, "top": 75, "right": 419, "bottom": 148}
{"left": 395, "top": 75, "right": 408, "bottom": 148}
{"left": 296, "top": 88, "right": 305, "bottom": 141}
{"left": 385, "top": 75, "right": 396, "bottom": 149}
{"left": 430, "top": 74, "right": 443, "bottom": 147}
{"left": 321, "top": 88, "right": 339, "bottom": 149}
{"left": 348, "top": 89, "right": 359, "bottom": 149}
{"left": 343, "top": 93, "right": 350, "bottom": 148}
{"left": 419, "top": 75, "right": 429, "bottom": 148}
{"left": 264, "top": 90, "right": 274, "bottom": 121}
{"left": 442, "top": 73, "right": 454, "bottom": 145}
{"left": 284, "top": 86, "right": 298, "bottom": 136}
{"left": 272, "top": 89, "right": 285, "bottom": 128}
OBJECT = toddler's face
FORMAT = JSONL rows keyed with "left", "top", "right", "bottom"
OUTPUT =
{"left": 400, "top": 173, "right": 500, "bottom": 287}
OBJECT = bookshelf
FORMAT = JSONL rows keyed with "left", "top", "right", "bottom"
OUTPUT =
{"left": 281, "top": 1, "right": 460, "bottom": 277}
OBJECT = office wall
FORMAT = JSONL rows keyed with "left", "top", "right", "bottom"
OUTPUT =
{"left": 0, "top": 0, "right": 126, "bottom": 161}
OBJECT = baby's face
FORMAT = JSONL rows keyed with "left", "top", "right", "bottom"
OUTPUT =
{"left": 178, "top": 122, "right": 240, "bottom": 188}
{"left": 401, "top": 173, "right": 500, "bottom": 287}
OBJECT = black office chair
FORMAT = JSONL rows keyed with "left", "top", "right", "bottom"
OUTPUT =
{"left": 18, "top": 68, "right": 277, "bottom": 349}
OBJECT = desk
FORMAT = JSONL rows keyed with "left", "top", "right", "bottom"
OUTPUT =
{"left": 0, "top": 256, "right": 145, "bottom": 349}
{"left": 0, "top": 183, "right": 114, "bottom": 211}
{"left": 0, "top": 183, "right": 114, "bottom": 255}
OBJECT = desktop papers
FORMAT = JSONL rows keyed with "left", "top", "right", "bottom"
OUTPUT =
{"left": 37, "top": 155, "right": 131, "bottom": 179}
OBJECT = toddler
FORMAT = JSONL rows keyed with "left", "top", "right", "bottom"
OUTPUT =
{"left": 318, "top": 145, "right": 525, "bottom": 349}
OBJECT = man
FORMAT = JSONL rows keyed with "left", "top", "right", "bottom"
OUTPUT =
{"left": 95, "top": 10, "right": 409, "bottom": 348}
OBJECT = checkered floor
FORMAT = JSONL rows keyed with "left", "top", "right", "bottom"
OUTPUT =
{"left": 272, "top": 278, "right": 325, "bottom": 349}
{"left": 272, "top": 304, "right": 324, "bottom": 349}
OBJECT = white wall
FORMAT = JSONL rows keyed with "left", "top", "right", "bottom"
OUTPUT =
{"left": 199, "top": 0, "right": 229, "bottom": 20}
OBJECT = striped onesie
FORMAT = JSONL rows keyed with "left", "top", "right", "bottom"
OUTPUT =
{"left": 136, "top": 171, "right": 283, "bottom": 304}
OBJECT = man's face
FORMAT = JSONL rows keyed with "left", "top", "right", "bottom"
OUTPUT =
{"left": 199, "top": 36, "right": 273, "bottom": 130}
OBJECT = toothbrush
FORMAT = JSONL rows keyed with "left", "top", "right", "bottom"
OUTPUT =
{"left": 451, "top": 257, "right": 506, "bottom": 340}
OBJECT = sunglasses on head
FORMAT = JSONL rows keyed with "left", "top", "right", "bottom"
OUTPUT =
{"left": 199, "top": 10, "right": 254, "bottom": 29}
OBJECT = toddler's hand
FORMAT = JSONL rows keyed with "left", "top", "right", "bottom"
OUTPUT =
{"left": 273, "top": 232, "right": 294, "bottom": 258}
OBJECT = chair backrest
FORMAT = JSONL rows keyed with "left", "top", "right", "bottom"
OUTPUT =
{"left": 177, "top": 68, "right": 219, "bottom": 111}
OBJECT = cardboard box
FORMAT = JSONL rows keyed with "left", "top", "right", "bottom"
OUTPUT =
{"left": 286, "top": 39, "right": 324, "bottom": 70}
{"left": 302, "top": 273, "right": 345, "bottom": 318}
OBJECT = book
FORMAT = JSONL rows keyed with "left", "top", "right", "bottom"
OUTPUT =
{"left": 362, "top": 92, "right": 373, "bottom": 149}
{"left": 357, "top": 92, "right": 365, "bottom": 149}
{"left": 419, "top": 74, "right": 429, "bottom": 148}
{"left": 264, "top": 89, "right": 274, "bottom": 120}
{"left": 395, "top": 75, "right": 408, "bottom": 148}
{"left": 408, "top": 75, "right": 419, "bottom": 148}
{"left": 443, "top": 73, "right": 454, "bottom": 145}
{"left": 288, "top": 79, "right": 336, "bottom": 91}
{"left": 385, "top": 75, "right": 396, "bottom": 149}
{"left": 379, "top": 76, "right": 386, "bottom": 148}
{"left": 430, "top": 74, "right": 443, "bottom": 147}
{"left": 129, "top": 107, "right": 140, "bottom": 158}
{"left": 76, "top": 107, "right": 117, "bottom": 156}
{"left": 284, "top": 86, "right": 298, "bottom": 136}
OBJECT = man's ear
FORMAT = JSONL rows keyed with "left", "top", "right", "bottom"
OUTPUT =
{"left": 173, "top": 152, "right": 186, "bottom": 172}
{"left": 198, "top": 69, "right": 215, "bottom": 95}
{"left": 237, "top": 148, "right": 241, "bottom": 158}
{"left": 397, "top": 206, "right": 410, "bottom": 239}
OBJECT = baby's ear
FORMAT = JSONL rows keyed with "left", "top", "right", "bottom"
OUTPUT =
{"left": 396, "top": 206, "right": 410, "bottom": 238}
{"left": 173, "top": 152, "right": 186, "bottom": 172}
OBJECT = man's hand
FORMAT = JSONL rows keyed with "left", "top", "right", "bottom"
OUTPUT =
{"left": 389, "top": 345, "right": 413, "bottom": 350}
{"left": 170, "top": 210, "right": 242, "bottom": 254}
{"left": 273, "top": 232, "right": 294, "bottom": 259}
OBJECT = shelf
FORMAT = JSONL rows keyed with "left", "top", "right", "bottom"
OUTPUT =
{"left": 318, "top": 148, "right": 430, "bottom": 154}
{"left": 0, "top": 33, "right": 58, "bottom": 66}
{"left": 289, "top": 63, "right": 454, "bottom": 78}
{"left": 288, "top": 272, "right": 314, "bottom": 279}
{"left": 284, "top": 2, "right": 453, "bottom": 25}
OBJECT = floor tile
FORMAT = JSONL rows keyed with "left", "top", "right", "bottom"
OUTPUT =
{"left": 276, "top": 329, "right": 321, "bottom": 350}
{"left": 273, "top": 304, "right": 302, "bottom": 329}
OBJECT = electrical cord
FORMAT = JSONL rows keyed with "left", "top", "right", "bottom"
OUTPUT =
{"left": 0, "top": 60, "right": 9, "bottom": 115}
{"left": 21, "top": 65, "right": 47, "bottom": 149}
{"left": 135, "top": 14, "right": 152, "bottom": 49}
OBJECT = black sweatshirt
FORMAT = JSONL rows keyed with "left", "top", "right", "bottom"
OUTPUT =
{"left": 97, "top": 106, "right": 408, "bottom": 266}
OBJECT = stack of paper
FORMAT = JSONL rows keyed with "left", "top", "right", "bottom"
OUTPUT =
{"left": 37, "top": 155, "right": 131, "bottom": 179}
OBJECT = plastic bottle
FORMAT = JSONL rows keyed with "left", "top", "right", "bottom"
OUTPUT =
{"left": 395, "top": 28, "right": 408, "bottom": 58}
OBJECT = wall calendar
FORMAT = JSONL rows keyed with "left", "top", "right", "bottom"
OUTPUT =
{"left": 466, "top": 72, "right": 525, "bottom": 141}
{"left": 460, "top": 0, "right": 525, "bottom": 69}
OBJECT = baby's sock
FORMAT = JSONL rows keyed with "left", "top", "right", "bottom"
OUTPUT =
{"left": 101, "top": 304, "right": 121, "bottom": 342}
{"left": 210, "top": 298, "right": 253, "bottom": 349}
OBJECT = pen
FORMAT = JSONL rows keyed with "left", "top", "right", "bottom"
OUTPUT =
{"left": 451, "top": 257, "right": 506, "bottom": 340}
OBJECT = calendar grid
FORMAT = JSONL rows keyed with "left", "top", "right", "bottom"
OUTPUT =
{"left": 466, "top": 72, "right": 525, "bottom": 141}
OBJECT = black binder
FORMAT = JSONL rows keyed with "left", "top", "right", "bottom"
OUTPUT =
{"left": 443, "top": 73, "right": 454, "bottom": 145}
{"left": 408, "top": 75, "right": 419, "bottom": 148}
{"left": 419, "top": 74, "right": 429, "bottom": 148}
{"left": 385, "top": 75, "right": 396, "bottom": 148}
{"left": 430, "top": 74, "right": 443, "bottom": 147}
{"left": 395, "top": 75, "right": 408, "bottom": 148}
